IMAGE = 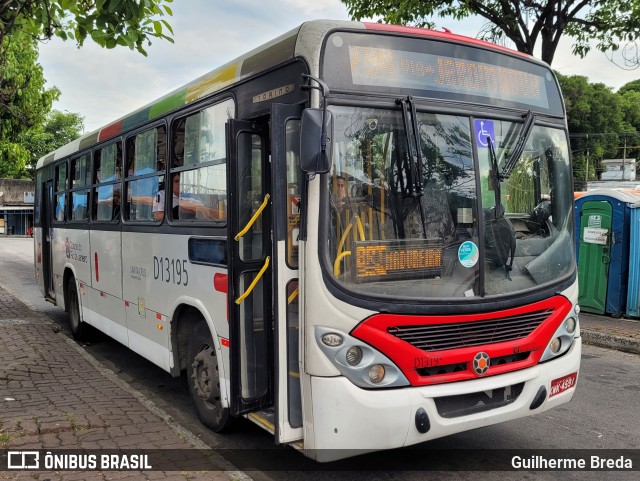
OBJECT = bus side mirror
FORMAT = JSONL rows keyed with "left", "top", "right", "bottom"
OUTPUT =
{"left": 300, "top": 108, "right": 332, "bottom": 175}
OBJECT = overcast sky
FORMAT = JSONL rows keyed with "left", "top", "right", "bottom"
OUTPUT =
{"left": 37, "top": 0, "right": 640, "bottom": 134}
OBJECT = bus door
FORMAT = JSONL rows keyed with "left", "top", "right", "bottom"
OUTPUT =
{"left": 270, "top": 103, "right": 304, "bottom": 443}
{"left": 42, "top": 180, "right": 55, "bottom": 299}
{"left": 227, "top": 119, "right": 274, "bottom": 415}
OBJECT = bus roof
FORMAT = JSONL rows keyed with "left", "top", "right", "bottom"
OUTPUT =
{"left": 37, "top": 19, "right": 541, "bottom": 170}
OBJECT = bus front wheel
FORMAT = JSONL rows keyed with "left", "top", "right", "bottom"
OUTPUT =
{"left": 187, "top": 320, "right": 231, "bottom": 432}
{"left": 67, "top": 277, "right": 85, "bottom": 341}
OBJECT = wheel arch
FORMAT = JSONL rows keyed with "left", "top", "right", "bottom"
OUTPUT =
{"left": 169, "top": 298, "right": 225, "bottom": 377}
{"left": 62, "top": 265, "right": 79, "bottom": 313}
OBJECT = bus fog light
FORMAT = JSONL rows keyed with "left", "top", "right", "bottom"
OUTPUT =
{"left": 550, "top": 337, "right": 561, "bottom": 353}
{"left": 565, "top": 317, "right": 577, "bottom": 334}
{"left": 369, "top": 364, "right": 385, "bottom": 383}
{"left": 321, "top": 333, "right": 343, "bottom": 347}
{"left": 346, "top": 346, "right": 363, "bottom": 366}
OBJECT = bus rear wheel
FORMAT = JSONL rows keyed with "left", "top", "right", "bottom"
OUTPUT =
{"left": 67, "top": 277, "right": 85, "bottom": 341}
{"left": 187, "top": 320, "right": 231, "bottom": 432}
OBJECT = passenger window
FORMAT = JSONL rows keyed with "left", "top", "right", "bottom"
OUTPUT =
{"left": 124, "top": 126, "right": 166, "bottom": 222}
{"left": 92, "top": 142, "right": 122, "bottom": 222}
{"left": 54, "top": 162, "right": 67, "bottom": 223}
{"left": 170, "top": 99, "right": 234, "bottom": 222}
{"left": 69, "top": 153, "right": 91, "bottom": 221}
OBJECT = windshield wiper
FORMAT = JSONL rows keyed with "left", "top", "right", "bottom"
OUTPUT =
{"left": 487, "top": 136, "right": 504, "bottom": 220}
{"left": 396, "top": 96, "right": 424, "bottom": 197}
{"left": 500, "top": 110, "right": 535, "bottom": 180}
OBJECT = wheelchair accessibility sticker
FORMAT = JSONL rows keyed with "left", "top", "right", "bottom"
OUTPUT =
{"left": 474, "top": 119, "right": 496, "bottom": 148}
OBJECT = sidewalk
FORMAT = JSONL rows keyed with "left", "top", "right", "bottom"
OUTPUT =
{"left": 0, "top": 286, "right": 247, "bottom": 480}
{"left": 579, "top": 311, "right": 640, "bottom": 355}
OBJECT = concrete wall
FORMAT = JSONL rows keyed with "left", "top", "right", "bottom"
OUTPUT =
{"left": 0, "top": 179, "right": 35, "bottom": 206}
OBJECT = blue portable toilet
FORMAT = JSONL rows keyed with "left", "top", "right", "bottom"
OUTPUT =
{"left": 575, "top": 189, "right": 640, "bottom": 317}
{"left": 627, "top": 204, "right": 640, "bottom": 318}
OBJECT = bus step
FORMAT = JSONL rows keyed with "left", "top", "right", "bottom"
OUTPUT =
{"left": 45, "top": 296, "right": 56, "bottom": 305}
{"left": 247, "top": 408, "right": 275, "bottom": 434}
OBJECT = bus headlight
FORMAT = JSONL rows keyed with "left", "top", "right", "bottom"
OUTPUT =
{"left": 540, "top": 314, "right": 579, "bottom": 362}
{"left": 315, "top": 326, "right": 409, "bottom": 388}
{"left": 346, "top": 346, "right": 363, "bottom": 366}
{"left": 369, "top": 364, "right": 385, "bottom": 383}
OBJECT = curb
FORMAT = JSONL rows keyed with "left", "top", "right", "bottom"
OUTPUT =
{"left": 0, "top": 281, "right": 253, "bottom": 481}
{"left": 581, "top": 329, "right": 640, "bottom": 356}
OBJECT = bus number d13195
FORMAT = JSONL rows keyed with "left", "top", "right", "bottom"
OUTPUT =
{"left": 153, "top": 256, "right": 189, "bottom": 286}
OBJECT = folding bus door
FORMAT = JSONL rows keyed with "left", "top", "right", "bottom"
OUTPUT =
{"left": 270, "top": 103, "right": 304, "bottom": 443}
{"left": 226, "top": 120, "right": 274, "bottom": 415}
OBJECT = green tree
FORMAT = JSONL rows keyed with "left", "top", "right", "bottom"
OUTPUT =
{"left": 618, "top": 79, "right": 640, "bottom": 95}
{"left": 0, "top": 33, "right": 59, "bottom": 178}
{"left": 22, "top": 110, "right": 84, "bottom": 177}
{"left": 0, "top": 1, "right": 174, "bottom": 124}
{"left": 0, "top": 0, "right": 174, "bottom": 55}
{"left": 341, "top": 1, "right": 640, "bottom": 65}
{"left": 557, "top": 73, "right": 630, "bottom": 184}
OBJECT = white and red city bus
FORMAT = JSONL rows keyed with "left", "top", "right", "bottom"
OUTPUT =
{"left": 34, "top": 20, "right": 580, "bottom": 461}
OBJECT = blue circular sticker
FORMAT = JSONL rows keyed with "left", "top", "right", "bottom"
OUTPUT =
{"left": 458, "top": 241, "right": 479, "bottom": 268}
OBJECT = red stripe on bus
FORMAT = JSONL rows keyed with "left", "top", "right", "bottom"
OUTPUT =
{"left": 98, "top": 120, "right": 124, "bottom": 142}
{"left": 94, "top": 252, "right": 99, "bottom": 282}
{"left": 363, "top": 22, "right": 531, "bottom": 58}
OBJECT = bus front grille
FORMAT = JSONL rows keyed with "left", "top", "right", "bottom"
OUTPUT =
{"left": 387, "top": 309, "right": 552, "bottom": 351}
{"left": 434, "top": 382, "right": 525, "bottom": 418}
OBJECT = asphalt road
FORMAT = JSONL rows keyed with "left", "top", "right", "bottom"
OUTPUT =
{"left": 1, "top": 237, "right": 639, "bottom": 481}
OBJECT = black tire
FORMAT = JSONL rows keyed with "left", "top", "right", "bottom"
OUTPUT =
{"left": 67, "top": 277, "right": 85, "bottom": 341}
{"left": 187, "top": 320, "right": 231, "bottom": 432}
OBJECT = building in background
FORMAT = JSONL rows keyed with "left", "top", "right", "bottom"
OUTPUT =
{"left": 0, "top": 179, "right": 35, "bottom": 236}
{"left": 600, "top": 158, "right": 637, "bottom": 181}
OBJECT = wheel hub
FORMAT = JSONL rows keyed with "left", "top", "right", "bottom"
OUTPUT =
{"left": 192, "top": 346, "right": 219, "bottom": 404}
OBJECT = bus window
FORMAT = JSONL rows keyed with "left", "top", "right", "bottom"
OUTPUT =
{"left": 70, "top": 153, "right": 91, "bottom": 221}
{"left": 285, "top": 119, "right": 301, "bottom": 268}
{"left": 93, "top": 142, "right": 122, "bottom": 222}
{"left": 125, "top": 126, "right": 166, "bottom": 222}
{"left": 170, "top": 99, "right": 234, "bottom": 222}
{"left": 71, "top": 153, "right": 91, "bottom": 188}
{"left": 54, "top": 162, "right": 68, "bottom": 222}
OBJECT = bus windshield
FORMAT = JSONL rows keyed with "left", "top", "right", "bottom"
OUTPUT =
{"left": 325, "top": 105, "right": 575, "bottom": 300}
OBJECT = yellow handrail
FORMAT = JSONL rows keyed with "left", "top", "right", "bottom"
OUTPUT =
{"left": 287, "top": 287, "right": 299, "bottom": 305}
{"left": 234, "top": 193, "right": 270, "bottom": 241}
{"left": 235, "top": 256, "right": 270, "bottom": 305}
{"left": 354, "top": 215, "right": 365, "bottom": 241}
{"left": 337, "top": 222, "right": 353, "bottom": 256}
{"left": 333, "top": 250, "right": 351, "bottom": 276}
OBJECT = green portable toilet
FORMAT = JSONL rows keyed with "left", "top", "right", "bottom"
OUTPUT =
{"left": 577, "top": 200, "right": 612, "bottom": 314}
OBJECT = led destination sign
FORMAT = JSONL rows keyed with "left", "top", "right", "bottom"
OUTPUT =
{"left": 348, "top": 45, "right": 549, "bottom": 109}
{"left": 322, "top": 31, "right": 563, "bottom": 114}
{"left": 354, "top": 240, "right": 442, "bottom": 283}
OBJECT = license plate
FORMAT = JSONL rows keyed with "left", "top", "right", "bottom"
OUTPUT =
{"left": 549, "top": 372, "right": 578, "bottom": 397}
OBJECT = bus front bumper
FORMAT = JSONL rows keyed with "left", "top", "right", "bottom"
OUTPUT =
{"left": 307, "top": 337, "right": 581, "bottom": 462}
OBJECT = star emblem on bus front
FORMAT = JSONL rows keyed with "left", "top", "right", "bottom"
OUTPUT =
{"left": 473, "top": 352, "right": 490, "bottom": 376}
